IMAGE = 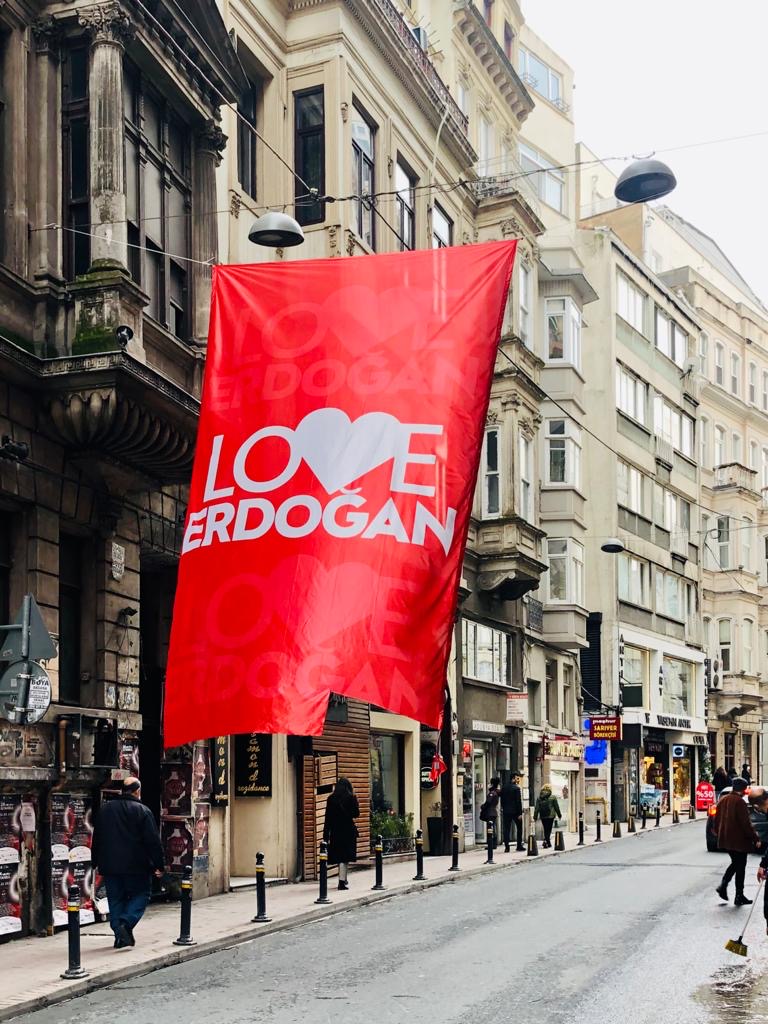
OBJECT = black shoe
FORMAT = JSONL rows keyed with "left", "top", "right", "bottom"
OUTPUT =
{"left": 735, "top": 894, "right": 753, "bottom": 906}
{"left": 125, "top": 924, "right": 135, "bottom": 946}
{"left": 115, "top": 923, "right": 132, "bottom": 948}
{"left": 516, "top": 846, "right": 525, "bottom": 852}
{"left": 504, "top": 846, "right": 510, "bottom": 853}
{"left": 716, "top": 885, "right": 729, "bottom": 902}
{"left": 337, "top": 880, "right": 349, "bottom": 891}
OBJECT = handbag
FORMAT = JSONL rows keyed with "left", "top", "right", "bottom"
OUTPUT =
{"left": 479, "top": 800, "right": 490, "bottom": 822}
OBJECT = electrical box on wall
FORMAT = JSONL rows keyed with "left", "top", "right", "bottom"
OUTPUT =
{"left": 58, "top": 714, "right": 119, "bottom": 769}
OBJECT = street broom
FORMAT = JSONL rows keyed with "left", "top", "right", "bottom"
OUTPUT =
{"left": 725, "top": 881, "right": 764, "bottom": 957}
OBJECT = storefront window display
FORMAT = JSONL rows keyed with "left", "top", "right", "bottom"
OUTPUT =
{"left": 662, "top": 657, "right": 694, "bottom": 716}
{"left": 641, "top": 739, "right": 668, "bottom": 813}
{"left": 370, "top": 734, "right": 404, "bottom": 814}
{"left": 672, "top": 745, "right": 692, "bottom": 810}
{"left": 473, "top": 743, "right": 489, "bottom": 841}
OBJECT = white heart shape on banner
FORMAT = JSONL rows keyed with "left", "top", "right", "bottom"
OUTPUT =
{"left": 294, "top": 408, "right": 406, "bottom": 494}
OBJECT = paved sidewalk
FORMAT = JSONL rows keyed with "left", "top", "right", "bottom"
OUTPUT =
{"left": 0, "top": 815, "right": 699, "bottom": 1021}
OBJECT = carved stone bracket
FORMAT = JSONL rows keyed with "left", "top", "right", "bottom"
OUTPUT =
{"left": 32, "top": 17, "right": 63, "bottom": 60}
{"left": 78, "top": 2, "right": 134, "bottom": 47}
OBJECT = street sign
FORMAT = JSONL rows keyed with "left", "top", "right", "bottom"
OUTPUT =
{"left": 0, "top": 595, "right": 57, "bottom": 663}
{"left": 589, "top": 716, "right": 623, "bottom": 741}
{"left": 0, "top": 659, "right": 52, "bottom": 724}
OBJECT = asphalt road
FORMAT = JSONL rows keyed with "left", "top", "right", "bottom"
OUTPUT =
{"left": 15, "top": 823, "right": 768, "bottom": 1024}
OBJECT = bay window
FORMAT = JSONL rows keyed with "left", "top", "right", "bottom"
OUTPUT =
{"left": 294, "top": 87, "right": 325, "bottom": 225}
{"left": 124, "top": 64, "right": 191, "bottom": 339}
{"left": 622, "top": 645, "right": 647, "bottom": 708}
{"left": 617, "top": 272, "right": 646, "bottom": 334}
{"left": 616, "top": 364, "right": 648, "bottom": 425}
{"left": 655, "top": 568, "right": 685, "bottom": 621}
{"left": 481, "top": 428, "right": 501, "bottom": 517}
{"left": 653, "top": 395, "right": 695, "bottom": 458}
{"left": 351, "top": 105, "right": 376, "bottom": 249}
{"left": 717, "top": 516, "right": 731, "bottom": 568}
{"left": 518, "top": 142, "right": 564, "bottom": 212}
{"left": 518, "top": 435, "right": 532, "bottom": 521}
{"left": 545, "top": 419, "right": 581, "bottom": 487}
{"left": 546, "top": 297, "right": 581, "bottom": 366}
{"left": 395, "top": 160, "right": 416, "bottom": 251}
{"left": 655, "top": 309, "right": 687, "bottom": 368}
{"left": 462, "top": 619, "right": 510, "bottom": 685}
{"left": 546, "top": 538, "right": 584, "bottom": 604}
{"left": 718, "top": 619, "right": 732, "bottom": 672}
{"left": 519, "top": 47, "right": 562, "bottom": 104}
{"left": 618, "top": 551, "right": 648, "bottom": 606}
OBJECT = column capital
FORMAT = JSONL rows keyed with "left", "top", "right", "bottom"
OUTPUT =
{"left": 196, "top": 120, "right": 228, "bottom": 165}
{"left": 32, "top": 17, "right": 63, "bottom": 60}
{"left": 78, "top": 2, "right": 134, "bottom": 48}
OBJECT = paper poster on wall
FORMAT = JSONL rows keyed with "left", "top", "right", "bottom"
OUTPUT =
{"left": 51, "top": 858, "right": 69, "bottom": 927}
{"left": 160, "top": 763, "right": 192, "bottom": 817}
{"left": 0, "top": 860, "right": 21, "bottom": 935}
{"left": 161, "top": 819, "right": 193, "bottom": 873}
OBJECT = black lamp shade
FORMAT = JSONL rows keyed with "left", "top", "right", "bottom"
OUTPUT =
{"left": 248, "top": 212, "right": 305, "bottom": 248}
{"left": 614, "top": 159, "right": 677, "bottom": 204}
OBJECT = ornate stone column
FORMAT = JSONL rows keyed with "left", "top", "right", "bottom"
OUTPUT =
{"left": 31, "top": 18, "right": 63, "bottom": 283}
{"left": 192, "top": 121, "right": 226, "bottom": 345}
{"left": 78, "top": 2, "right": 133, "bottom": 270}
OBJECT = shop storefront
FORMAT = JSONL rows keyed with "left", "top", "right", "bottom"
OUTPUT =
{"left": 642, "top": 731, "right": 669, "bottom": 814}
{"left": 542, "top": 735, "right": 584, "bottom": 831}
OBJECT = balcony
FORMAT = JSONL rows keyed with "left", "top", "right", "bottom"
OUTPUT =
{"left": 653, "top": 435, "right": 674, "bottom": 468}
{"left": 354, "top": 0, "right": 474, "bottom": 164}
{"left": 714, "top": 463, "right": 759, "bottom": 494}
{"left": 469, "top": 150, "right": 542, "bottom": 220}
{"left": 453, "top": 0, "right": 534, "bottom": 126}
{"left": 466, "top": 515, "right": 547, "bottom": 600}
{"left": 713, "top": 676, "right": 764, "bottom": 718}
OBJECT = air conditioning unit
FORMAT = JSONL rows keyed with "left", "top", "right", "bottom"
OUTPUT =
{"left": 411, "top": 26, "right": 429, "bottom": 50}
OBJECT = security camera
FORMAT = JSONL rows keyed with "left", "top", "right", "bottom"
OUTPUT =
{"left": 119, "top": 606, "right": 138, "bottom": 619}
{"left": 0, "top": 436, "right": 30, "bottom": 462}
{"left": 115, "top": 325, "right": 134, "bottom": 348}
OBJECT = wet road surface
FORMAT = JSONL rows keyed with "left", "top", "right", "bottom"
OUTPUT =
{"left": 13, "top": 822, "right": 768, "bottom": 1024}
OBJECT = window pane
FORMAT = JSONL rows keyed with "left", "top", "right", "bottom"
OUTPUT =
{"left": 168, "top": 184, "right": 187, "bottom": 258}
{"left": 70, "top": 119, "right": 89, "bottom": 200}
{"left": 549, "top": 440, "right": 565, "bottom": 482}
{"left": 144, "top": 93, "right": 162, "bottom": 150}
{"left": 144, "top": 161, "right": 163, "bottom": 245}
{"left": 548, "top": 312, "right": 564, "bottom": 358}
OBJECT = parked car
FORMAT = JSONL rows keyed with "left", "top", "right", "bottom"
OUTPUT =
{"left": 706, "top": 786, "right": 768, "bottom": 852}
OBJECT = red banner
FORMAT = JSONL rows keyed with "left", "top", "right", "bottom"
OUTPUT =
{"left": 164, "top": 241, "right": 517, "bottom": 745}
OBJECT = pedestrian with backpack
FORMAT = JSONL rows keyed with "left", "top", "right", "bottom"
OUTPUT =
{"left": 534, "top": 784, "right": 561, "bottom": 849}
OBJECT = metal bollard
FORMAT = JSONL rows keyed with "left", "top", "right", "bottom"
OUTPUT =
{"left": 655, "top": 806, "right": 661, "bottom": 828}
{"left": 554, "top": 830, "right": 565, "bottom": 852}
{"left": 594, "top": 810, "right": 602, "bottom": 843}
{"left": 641, "top": 809, "right": 647, "bottom": 830}
{"left": 315, "top": 840, "right": 331, "bottom": 904}
{"left": 372, "top": 835, "right": 386, "bottom": 890}
{"left": 413, "top": 829, "right": 426, "bottom": 881}
{"left": 578, "top": 812, "right": 585, "bottom": 846}
{"left": 173, "top": 866, "right": 196, "bottom": 946}
{"left": 60, "top": 884, "right": 88, "bottom": 980}
{"left": 628, "top": 815, "right": 636, "bottom": 834}
{"left": 527, "top": 833, "right": 538, "bottom": 857}
{"left": 673, "top": 808, "right": 680, "bottom": 824}
{"left": 612, "top": 819, "right": 622, "bottom": 839}
{"left": 689, "top": 804, "right": 696, "bottom": 820}
{"left": 448, "top": 824, "right": 460, "bottom": 872}
{"left": 252, "top": 851, "right": 271, "bottom": 923}
{"left": 485, "top": 821, "right": 495, "bottom": 864}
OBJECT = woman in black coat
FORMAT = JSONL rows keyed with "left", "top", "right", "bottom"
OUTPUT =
{"left": 323, "top": 778, "right": 360, "bottom": 890}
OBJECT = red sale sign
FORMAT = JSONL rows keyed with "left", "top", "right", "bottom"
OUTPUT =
{"left": 164, "top": 241, "right": 517, "bottom": 746}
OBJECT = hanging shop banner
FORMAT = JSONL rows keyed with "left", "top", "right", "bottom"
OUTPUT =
{"left": 211, "top": 736, "right": 229, "bottom": 806}
{"left": 163, "top": 241, "right": 517, "bottom": 744}
{"left": 234, "top": 733, "right": 273, "bottom": 797}
{"left": 589, "top": 716, "right": 623, "bottom": 742}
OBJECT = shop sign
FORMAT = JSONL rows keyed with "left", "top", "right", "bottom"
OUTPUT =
{"left": 589, "top": 716, "right": 622, "bottom": 741}
{"left": 544, "top": 736, "right": 584, "bottom": 760}
{"left": 326, "top": 693, "right": 348, "bottom": 724}
{"left": 671, "top": 745, "right": 686, "bottom": 758}
{"left": 468, "top": 720, "right": 506, "bottom": 735}
{"left": 645, "top": 713, "right": 692, "bottom": 730}
{"left": 211, "top": 736, "right": 229, "bottom": 806}
{"left": 234, "top": 733, "right": 273, "bottom": 797}
{"left": 696, "top": 781, "right": 715, "bottom": 811}
{"left": 505, "top": 693, "right": 527, "bottom": 724}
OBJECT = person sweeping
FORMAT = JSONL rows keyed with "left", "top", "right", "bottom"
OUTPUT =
{"left": 715, "top": 777, "right": 762, "bottom": 906}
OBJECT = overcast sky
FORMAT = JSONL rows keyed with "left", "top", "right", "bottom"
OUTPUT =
{"left": 523, "top": 1, "right": 768, "bottom": 304}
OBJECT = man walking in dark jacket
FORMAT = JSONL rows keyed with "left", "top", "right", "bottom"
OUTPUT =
{"left": 92, "top": 777, "right": 165, "bottom": 948}
{"left": 501, "top": 773, "right": 525, "bottom": 853}
{"left": 715, "top": 777, "right": 761, "bottom": 906}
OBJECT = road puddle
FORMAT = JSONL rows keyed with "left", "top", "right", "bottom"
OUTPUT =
{"left": 695, "top": 956, "right": 768, "bottom": 1022}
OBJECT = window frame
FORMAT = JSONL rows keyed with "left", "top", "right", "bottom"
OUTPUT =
{"left": 518, "top": 434, "right": 532, "bottom": 521}
{"left": 518, "top": 262, "right": 531, "bottom": 346}
{"left": 545, "top": 418, "right": 581, "bottom": 488}
{"left": 617, "top": 459, "right": 644, "bottom": 515}
{"left": 730, "top": 352, "right": 741, "bottom": 396}
{"left": 545, "top": 296, "right": 581, "bottom": 367}
{"left": 294, "top": 86, "right": 326, "bottom": 227}
{"left": 618, "top": 551, "right": 649, "bottom": 607}
{"left": 718, "top": 617, "right": 732, "bottom": 673}
{"left": 519, "top": 46, "right": 563, "bottom": 105}
{"left": 395, "top": 159, "right": 416, "bottom": 252}
{"left": 432, "top": 202, "right": 452, "bottom": 249}
{"left": 462, "top": 618, "right": 511, "bottom": 686}
{"left": 714, "top": 342, "right": 724, "bottom": 387}
{"left": 63, "top": 43, "right": 91, "bottom": 279}
{"left": 481, "top": 427, "right": 501, "bottom": 518}
{"left": 617, "top": 272, "right": 646, "bottom": 334}
{"left": 545, "top": 537, "right": 584, "bottom": 605}
{"left": 237, "top": 73, "right": 260, "bottom": 201}
{"left": 518, "top": 141, "right": 564, "bottom": 212}
{"left": 351, "top": 102, "right": 376, "bottom": 249}
{"left": 616, "top": 364, "right": 648, "bottom": 427}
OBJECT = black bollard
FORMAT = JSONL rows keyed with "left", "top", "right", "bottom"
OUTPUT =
{"left": 628, "top": 815, "right": 636, "bottom": 834}
{"left": 578, "top": 811, "right": 585, "bottom": 846}
{"left": 487, "top": 819, "right": 499, "bottom": 860}
{"left": 673, "top": 808, "right": 680, "bottom": 824}
{"left": 612, "top": 819, "right": 622, "bottom": 839}
{"left": 527, "top": 833, "right": 538, "bottom": 857}
{"left": 448, "top": 824, "right": 460, "bottom": 872}
{"left": 60, "top": 884, "right": 88, "bottom": 980}
{"left": 413, "top": 829, "right": 426, "bottom": 881}
{"left": 173, "top": 866, "right": 196, "bottom": 946}
{"left": 315, "top": 840, "right": 332, "bottom": 904}
{"left": 655, "top": 806, "right": 661, "bottom": 828}
{"left": 252, "top": 851, "right": 271, "bottom": 923}
{"left": 372, "top": 835, "right": 386, "bottom": 890}
{"left": 689, "top": 804, "right": 696, "bottom": 820}
{"left": 554, "top": 829, "right": 565, "bottom": 852}
{"left": 595, "top": 810, "right": 602, "bottom": 843}
{"left": 641, "top": 809, "right": 647, "bottom": 830}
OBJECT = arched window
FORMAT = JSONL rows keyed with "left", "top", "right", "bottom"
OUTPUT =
{"left": 714, "top": 425, "right": 726, "bottom": 466}
{"left": 718, "top": 618, "right": 732, "bottom": 671}
{"left": 714, "top": 342, "right": 724, "bottom": 386}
